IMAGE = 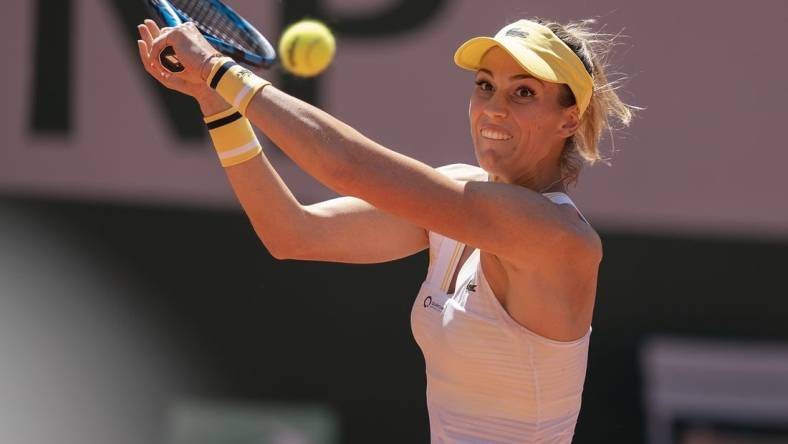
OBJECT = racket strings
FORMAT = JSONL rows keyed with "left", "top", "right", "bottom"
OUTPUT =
{"left": 169, "top": 0, "right": 262, "bottom": 54}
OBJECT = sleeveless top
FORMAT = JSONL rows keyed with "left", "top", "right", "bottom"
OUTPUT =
{"left": 410, "top": 192, "right": 592, "bottom": 444}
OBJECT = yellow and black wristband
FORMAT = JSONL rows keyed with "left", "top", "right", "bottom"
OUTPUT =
{"left": 204, "top": 107, "right": 262, "bottom": 167}
{"left": 206, "top": 57, "right": 271, "bottom": 115}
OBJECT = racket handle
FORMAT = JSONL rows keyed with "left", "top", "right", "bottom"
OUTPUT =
{"left": 159, "top": 46, "right": 184, "bottom": 72}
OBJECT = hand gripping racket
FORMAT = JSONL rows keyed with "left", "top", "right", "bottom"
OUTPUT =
{"left": 145, "top": 0, "right": 276, "bottom": 72}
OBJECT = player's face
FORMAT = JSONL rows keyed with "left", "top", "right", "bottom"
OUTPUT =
{"left": 469, "top": 46, "right": 576, "bottom": 184}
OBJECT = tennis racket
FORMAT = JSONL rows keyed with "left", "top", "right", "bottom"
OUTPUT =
{"left": 145, "top": 0, "right": 276, "bottom": 72}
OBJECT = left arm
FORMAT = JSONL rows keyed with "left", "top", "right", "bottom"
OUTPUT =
{"left": 241, "top": 85, "right": 595, "bottom": 266}
{"left": 141, "top": 23, "right": 598, "bottom": 267}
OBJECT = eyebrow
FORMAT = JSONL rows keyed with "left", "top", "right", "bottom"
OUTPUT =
{"left": 477, "top": 68, "right": 544, "bottom": 85}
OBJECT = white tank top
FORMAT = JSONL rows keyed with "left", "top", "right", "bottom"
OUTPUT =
{"left": 410, "top": 192, "right": 592, "bottom": 444}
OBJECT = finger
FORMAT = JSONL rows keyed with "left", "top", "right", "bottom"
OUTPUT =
{"left": 137, "top": 39, "right": 149, "bottom": 64}
{"left": 148, "top": 29, "right": 175, "bottom": 71}
{"left": 138, "top": 41, "right": 161, "bottom": 79}
{"left": 138, "top": 24, "right": 153, "bottom": 48}
{"left": 144, "top": 19, "right": 161, "bottom": 39}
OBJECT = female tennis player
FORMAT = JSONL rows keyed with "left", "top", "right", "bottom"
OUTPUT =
{"left": 138, "top": 16, "right": 633, "bottom": 443}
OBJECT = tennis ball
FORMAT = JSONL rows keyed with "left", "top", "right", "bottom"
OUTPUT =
{"left": 278, "top": 20, "right": 336, "bottom": 78}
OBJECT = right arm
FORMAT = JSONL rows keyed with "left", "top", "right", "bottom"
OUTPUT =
{"left": 224, "top": 150, "right": 430, "bottom": 263}
{"left": 137, "top": 21, "right": 471, "bottom": 264}
{"left": 228, "top": 156, "right": 486, "bottom": 264}
{"left": 196, "top": 93, "right": 430, "bottom": 263}
{"left": 230, "top": 162, "right": 487, "bottom": 264}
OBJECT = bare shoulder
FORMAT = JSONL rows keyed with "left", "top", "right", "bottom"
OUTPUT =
{"left": 436, "top": 163, "right": 602, "bottom": 262}
{"left": 497, "top": 200, "right": 601, "bottom": 339}
{"left": 436, "top": 163, "right": 488, "bottom": 182}
{"left": 538, "top": 197, "right": 601, "bottom": 272}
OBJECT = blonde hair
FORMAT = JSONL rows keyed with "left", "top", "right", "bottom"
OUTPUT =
{"left": 535, "top": 18, "right": 638, "bottom": 186}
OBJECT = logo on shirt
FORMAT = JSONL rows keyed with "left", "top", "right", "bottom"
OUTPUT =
{"left": 423, "top": 296, "right": 444, "bottom": 312}
{"left": 466, "top": 282, "right": 477, "bottom": 292}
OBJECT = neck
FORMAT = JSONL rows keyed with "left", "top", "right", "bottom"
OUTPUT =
{"left": 488, "top": 168, "right": 566, "bottom": 194}
{"left": 537, "top": 177, "right": 566, "bottom": 194}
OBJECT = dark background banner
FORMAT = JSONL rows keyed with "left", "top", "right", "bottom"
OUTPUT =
{"left": 1, "top": 197, "right": 785, "bottom": 443}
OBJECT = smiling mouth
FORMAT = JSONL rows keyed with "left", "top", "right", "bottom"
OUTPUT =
{"left": 480, "top": 128, "right": 513, "bottom": 141}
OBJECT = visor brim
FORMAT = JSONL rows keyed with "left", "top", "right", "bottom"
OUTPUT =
{"left": 453, "top": 36, "right": 561, "bottom": 85}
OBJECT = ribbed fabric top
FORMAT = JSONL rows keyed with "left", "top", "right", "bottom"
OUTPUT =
{"left": 410, "top": 192, "right": 591, "bottom": 444}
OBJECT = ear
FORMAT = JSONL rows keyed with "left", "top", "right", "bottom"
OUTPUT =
{"left": 558, "top": 105, "right": 581, "bottom": 138}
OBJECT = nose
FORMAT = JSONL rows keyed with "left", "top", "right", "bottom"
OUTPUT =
{"left": 482, "top": 92, "right": 508, "bottom": 119}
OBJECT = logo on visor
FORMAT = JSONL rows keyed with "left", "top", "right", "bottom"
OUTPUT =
{"left": 505, "top": 28, "right": 529, "bottom": 39}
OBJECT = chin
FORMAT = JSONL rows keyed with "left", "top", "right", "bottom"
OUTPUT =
{"left": 475, "top": 148, "right": 504, "bottom": 175}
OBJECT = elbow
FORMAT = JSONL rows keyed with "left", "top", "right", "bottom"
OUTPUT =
{"left": 268, "top": 239, "right": 316, "bottom": 261}
{"left": 255, "top": 235, "right": 291, "bottom": 260}
{"left": 246, "top": 207, "right": 313, "bottom": 261}
{"left": 251, "top": 227, "right": 301, "bottom": 261}
{"left": 267, "top": 243, "right": 294, "bottom": 260}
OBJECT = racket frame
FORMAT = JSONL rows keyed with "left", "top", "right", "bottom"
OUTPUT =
{"left": 145, "top": 0, "right": 276, "bottom": 69}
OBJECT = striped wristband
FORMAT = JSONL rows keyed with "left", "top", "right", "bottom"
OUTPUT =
{"left": 204, "top": 107, "right": 262, "bottom": 167}
{"left": 206, "top": 57, "right": 271, "bottom": 115}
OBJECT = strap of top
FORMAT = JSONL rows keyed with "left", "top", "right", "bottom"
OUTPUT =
{"left": 425, "top": 234, "right": 467, "bottom": 293}
{"left": 542, "top": 192, "right": 590, "bottom": 225}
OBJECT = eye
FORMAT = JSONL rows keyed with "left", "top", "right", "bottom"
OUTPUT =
{"left": 515, "top": 86, "right": 535, "bottom": 98}
{"left": 475, "top": 80, "right": 493, "bottom": 92}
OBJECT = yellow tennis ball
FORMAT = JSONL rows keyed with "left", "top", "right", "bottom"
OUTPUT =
{"left": 278, "top": 20, "right": 336, "bottom": 78}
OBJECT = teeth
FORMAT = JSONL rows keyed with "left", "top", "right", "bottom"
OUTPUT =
{"left": 481, "top": 128, "right": 512, "bottom": 140}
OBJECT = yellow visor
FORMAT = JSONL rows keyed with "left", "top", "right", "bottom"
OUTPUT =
{"left": 454, "top": 20, "right": 594, "bottom": 117}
